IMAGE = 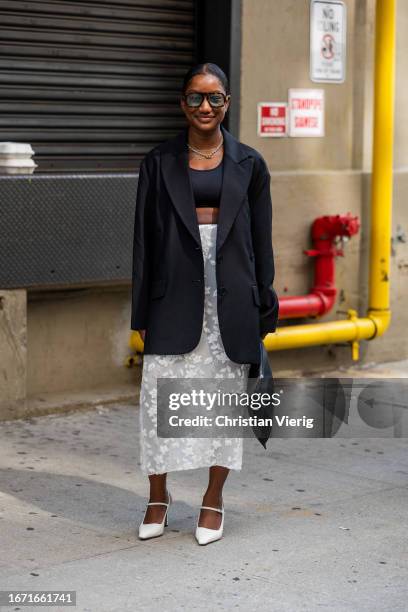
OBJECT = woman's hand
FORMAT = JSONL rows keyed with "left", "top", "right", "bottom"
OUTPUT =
{"left": 138, "top": 329, "right": 146, "bottom": 342}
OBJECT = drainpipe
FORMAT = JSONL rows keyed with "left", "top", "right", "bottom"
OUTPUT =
{"left": 264, "top": 0, "right": 394, "bottom": 360}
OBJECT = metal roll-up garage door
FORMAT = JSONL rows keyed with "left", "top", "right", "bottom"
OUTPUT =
{"left": 0, "top": 0, "right": 197, "bottom": 172}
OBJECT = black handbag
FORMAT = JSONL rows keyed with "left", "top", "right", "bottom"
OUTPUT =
{"left": 247, "top": 340, "right": 275, "bottom": 449}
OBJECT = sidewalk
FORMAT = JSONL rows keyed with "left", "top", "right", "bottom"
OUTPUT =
{"left": 0, "top": 362, "right": 407, "bottom": 611}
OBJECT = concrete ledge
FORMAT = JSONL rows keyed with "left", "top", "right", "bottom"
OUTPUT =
{"left": 0, "top": 384, "right": 139, "bottom": 422}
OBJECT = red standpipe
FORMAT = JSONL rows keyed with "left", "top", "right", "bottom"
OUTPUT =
{"left": 278, "top": 214, "right": 360, "bottom": 320}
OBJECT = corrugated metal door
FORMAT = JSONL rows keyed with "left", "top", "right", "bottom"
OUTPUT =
{"left": 0, "top": 0, "right": 196, "bottom": 172}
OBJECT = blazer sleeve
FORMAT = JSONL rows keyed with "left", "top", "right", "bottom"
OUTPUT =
{"left": 248, "top": 156, "right": 280, "bottom": 335}
{"left": 130, "top": 158, "right": 154, "bottom": 330}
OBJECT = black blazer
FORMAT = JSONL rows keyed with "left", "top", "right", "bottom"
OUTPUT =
{"left": 131, "top": 123, "right": 279, "bottom": 365}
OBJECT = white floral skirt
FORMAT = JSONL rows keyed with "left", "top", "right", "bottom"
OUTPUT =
{"left": 139, "top": 223, "right": 251, "bottom": 475}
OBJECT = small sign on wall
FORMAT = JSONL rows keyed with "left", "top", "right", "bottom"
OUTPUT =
{"left": 288, "top": 89, "right": 325, "bottom": 137}
{"left": 310, "top": 0, "right": 346, "bottom": 83}
{"left": 257, "top": 102, "right": 288, "bottom": 137}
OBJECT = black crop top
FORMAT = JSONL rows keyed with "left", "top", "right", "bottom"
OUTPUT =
{"left": 188, "top": 158, "right": 224, "bottom": 208}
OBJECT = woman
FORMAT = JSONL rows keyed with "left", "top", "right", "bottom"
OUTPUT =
{"left": 131, "top": 62, "right": 279, "bottom": 545}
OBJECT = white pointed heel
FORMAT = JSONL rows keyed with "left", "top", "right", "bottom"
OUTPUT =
{"left": 195, "top": 500, "right": 224, "bottom": 545}
{"left": 138, "top": 490, "right": 172, "bottom": 540}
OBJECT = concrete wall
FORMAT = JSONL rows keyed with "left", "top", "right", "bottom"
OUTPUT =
{"left": 27, "top": 286, "right": 136, "bottom": 395}
{"left": 0, "top": 290, "right": 27, "bottom": 408}
{"left": 240, "top": 0, "right": 408, "bottom": 370}
{"left": 0, "top": 285, "right": 140, "bottom": 419}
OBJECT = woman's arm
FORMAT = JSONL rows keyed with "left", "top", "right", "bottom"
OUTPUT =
{"left": 249, "top": 156, "right": 280, "bottom": 336}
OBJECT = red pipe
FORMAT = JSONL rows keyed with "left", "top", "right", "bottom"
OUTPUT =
{"left": 278, "top": 214, "right": 360, "bottom": 319}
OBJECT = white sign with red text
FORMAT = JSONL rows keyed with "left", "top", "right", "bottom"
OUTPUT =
{"left": 257, "top": 102, "right": 288, "bottom": 137}
{"left": 288, "top": 89, "right": 325, "bottom": 137}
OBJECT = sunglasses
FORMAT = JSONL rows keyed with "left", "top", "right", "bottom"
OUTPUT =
{"left": 182, "top": 91, "right": 230, "bottom": 108}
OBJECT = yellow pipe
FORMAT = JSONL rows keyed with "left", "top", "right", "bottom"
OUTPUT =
{"left": 129, "top": 330, "right": 145, "bottom": 354}
{"left": 130, "top": 0, "right": 395, "bottom": 362}
{"left": 265, "top": 313, "right": 375, "bottom": 351}
{"left": 369, "top": 0, "right": 395, "bottom": 313}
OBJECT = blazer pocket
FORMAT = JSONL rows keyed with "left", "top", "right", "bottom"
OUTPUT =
{"left": 252, "top": 284, "right": 261, "bottom": 307}
{"left": 151, "top": 279, "right": 167, "bottom": 299}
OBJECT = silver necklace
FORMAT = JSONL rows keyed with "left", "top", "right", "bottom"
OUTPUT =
{"left": 187, "top": 137, "right": 224, "bottom": 160}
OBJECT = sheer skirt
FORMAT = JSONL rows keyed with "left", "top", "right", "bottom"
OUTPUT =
{"left": 139, "top": 223, "right": 251, "bottom": 475}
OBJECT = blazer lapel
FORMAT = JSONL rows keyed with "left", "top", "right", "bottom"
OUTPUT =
{"left": 161, "top": 124, "right": 253, "bottom": 253}
{"left": 216, "top": 129, "right": 253, "bottom": 253}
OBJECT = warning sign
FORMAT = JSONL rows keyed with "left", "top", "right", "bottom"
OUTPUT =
{"left": 310, "top": 0, "right": 346, "bottom": 83}
{"left": 288, "top": 89, "right": 324, "bottom": 137}
{"left": 257, "top": 102, "right": 288, "bottom": 137}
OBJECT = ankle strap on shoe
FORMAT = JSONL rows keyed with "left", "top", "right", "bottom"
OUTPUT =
{"left": 200, "top": 505, "right": 223, "bottom": 513}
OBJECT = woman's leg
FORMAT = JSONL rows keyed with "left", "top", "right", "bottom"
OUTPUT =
{"left": 142, "top": 473, "right": 169, "bottom": 524}
{"left": 198, "top": 465, "right": 229, "bottom": 529}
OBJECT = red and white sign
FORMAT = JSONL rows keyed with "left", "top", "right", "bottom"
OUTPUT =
{"left": 288, "top": 89, "right": 324, "bottom": 137}
{"left": 257, "top": 102, "right": 288, "bottom": 137}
